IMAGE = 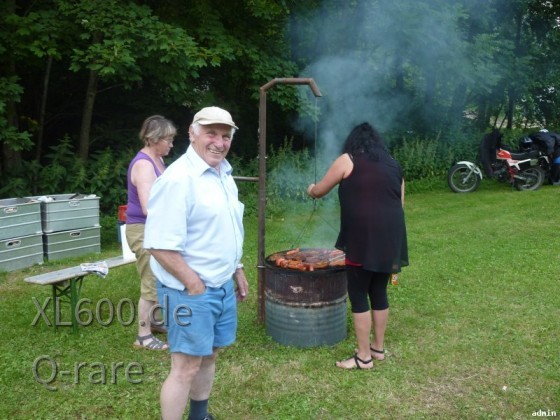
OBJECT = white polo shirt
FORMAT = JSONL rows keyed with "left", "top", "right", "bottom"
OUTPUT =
{"left": 144, "top": 146, "right": 244, "bottom": 289}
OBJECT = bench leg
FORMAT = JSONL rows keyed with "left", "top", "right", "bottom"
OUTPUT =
{"left": 70, "top": 278, "right": 81, "bottom": 334}
{"left": 52, "top": 277, "right": 84, "bottom": 334}
{"left": 52, "top": 285, "right": 58, "bottom": 332}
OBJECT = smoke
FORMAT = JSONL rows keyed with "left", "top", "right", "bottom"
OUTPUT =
{"left": 301, "top": 53, "right": 409, "bottom": 158}
{"left": 265, "top": 0, "right": 477, "bottom": 248}
{"left": 262, "top": 0, "right": 473, "bottom": 247}
{"left": 292, "top": 0, "right": 470, "bottom": 161}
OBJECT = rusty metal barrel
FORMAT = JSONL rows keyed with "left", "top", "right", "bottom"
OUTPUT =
{"left": 264, "top": 257, "right": 347, "bottom": 348}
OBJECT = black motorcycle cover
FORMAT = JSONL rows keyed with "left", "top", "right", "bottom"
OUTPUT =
{"left": 528, "top": 132, "right": 560, "bottom": 156}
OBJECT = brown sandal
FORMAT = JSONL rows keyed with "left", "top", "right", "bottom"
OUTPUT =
{"left": 133, "top": 334, "right": 168, "bottom": 351}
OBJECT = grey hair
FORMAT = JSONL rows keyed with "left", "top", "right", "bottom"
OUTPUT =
{"left": 139, "top": 115, "right": 177, "bottom": 146}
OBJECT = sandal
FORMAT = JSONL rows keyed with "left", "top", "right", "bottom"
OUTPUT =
{"left": 133, "top": 334, "right": 168, "bottom": 351}
{"left": 335, "top": 353, "right": 374, "bottom": 370}
{"left": 371, "top": 347, "right": 385, "bottom": 360}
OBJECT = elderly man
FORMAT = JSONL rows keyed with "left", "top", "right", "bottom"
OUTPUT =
{"left": 144, "top": 106, "right": 249, "bottom": 420}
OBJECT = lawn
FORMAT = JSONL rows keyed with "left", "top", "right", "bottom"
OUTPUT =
{"left": 1, "top": 181, "right": 558, "bottom": 419}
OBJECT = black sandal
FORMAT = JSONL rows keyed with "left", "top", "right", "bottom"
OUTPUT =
{"left": 336, "top": 353, "right": 374, "bottom": 370}
{"left": 371, "top": 347, "right": 385, "bottom": 360}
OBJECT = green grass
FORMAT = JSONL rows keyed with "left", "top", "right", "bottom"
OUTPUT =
{"left": 1, "top": 180, "right": 559, "bottom": 419}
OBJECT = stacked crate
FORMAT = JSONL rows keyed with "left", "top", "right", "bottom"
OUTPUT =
{"left": 0, "top": 198, "right": 44, "bottom": 272}
{"left": 31, "top": 194, "right": 101, "bottom": 262}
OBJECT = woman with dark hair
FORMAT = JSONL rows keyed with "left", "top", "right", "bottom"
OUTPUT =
{"left": 307, "top": 122, "right": 408, "bottom": 369}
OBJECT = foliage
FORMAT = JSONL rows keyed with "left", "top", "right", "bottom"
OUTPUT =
{"left": 266, "top": 138, "right": 318, "bottom": 215}
{"left": 58, "top": 0, "right": 204, "bottom": 92}
{"left": 392, "top": 137, "right": 449, "bottom": 181}
{"left": 36, "top": 136, "right": 85, "bottom": 193}
{"left": 227, "top": 153, "right": 259, "bottom": 218}
{"left": 86, "top": 148, "right": 130, "bottom": 213}
{"left": 0, "top": 127, "right": 495, "bottom": 222}
{"left": 262, "top": 131, "right": 488, "bottom": 207}
{"left": 0, "top": 76, "right": 32, "bottom": 150}
{"left": 0, "top": 138, "right": 130, "bottom": 216}
{"left": 292, "top": 0, "right": 560, "bottom": 139}
{"left": 2, "top": 0, "right": 560, "bottom": 175}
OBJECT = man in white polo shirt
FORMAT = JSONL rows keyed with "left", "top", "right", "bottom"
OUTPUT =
{"left": 144, "top": 106, "right": 249, "bottom": 420}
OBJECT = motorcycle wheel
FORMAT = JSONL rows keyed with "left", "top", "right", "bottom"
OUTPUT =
{"left": 514, "top": 167, "right": 546, "bottom": 191}
{"left": 447, "top": 163, "right": 481, "bottom": 193}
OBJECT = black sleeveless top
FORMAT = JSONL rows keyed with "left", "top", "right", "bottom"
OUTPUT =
{"left": 335, "top": 153, "right": 409, "bottom": 273}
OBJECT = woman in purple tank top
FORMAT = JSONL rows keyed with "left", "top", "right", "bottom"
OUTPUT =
{"left": 126, "top": 115, "right": 176, "bottom": 351}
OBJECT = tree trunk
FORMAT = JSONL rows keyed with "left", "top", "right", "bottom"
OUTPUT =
{"left": 506, "top": 91, "right": 515, "bottom": 129}
{"left": 35, "top": 55, "right": 53, "bottom": 162}
{"left": 507, "top": 10, "right": 524, "bottom": 130}
{"left": 476, "top": 97, "right": 489, "bottom": 130}
{"left": 446, "top": 83, "right": 467, "bottom": 129}
{"left": 78, "top": 67, "right": 99, "bottom": 161}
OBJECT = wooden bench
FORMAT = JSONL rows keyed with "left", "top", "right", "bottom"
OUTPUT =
{"left": 25, "top": 255, "right": 136, "bottom": 333}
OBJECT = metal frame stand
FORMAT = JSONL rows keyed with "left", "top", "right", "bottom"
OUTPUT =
{"left": 257, "top": 78, "right": 322, "bottom": 323}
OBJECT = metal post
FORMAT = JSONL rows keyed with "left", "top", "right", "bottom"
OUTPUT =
{"left": 257, "top": 78, "right": 322, "bottom": 323}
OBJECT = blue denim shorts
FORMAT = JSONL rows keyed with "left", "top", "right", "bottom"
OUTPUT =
{"left": 156, "top": 279, "right": 237, "bottom": 356}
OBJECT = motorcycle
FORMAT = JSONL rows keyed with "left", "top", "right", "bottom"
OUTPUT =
{"left": 447, "top": 129, "right": 548, "bottom": 193}
{"left": 519, "top": 130, "right": 560, "bottom": 185}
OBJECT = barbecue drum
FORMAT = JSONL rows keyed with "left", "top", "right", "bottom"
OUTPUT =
{"left": 265, "top": 248, "right": 347, "bottom": 347}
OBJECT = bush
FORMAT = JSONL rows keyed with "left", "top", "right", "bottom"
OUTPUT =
{"left": 227, "top": 153, "right": 259, "bottom": 218}
{"left": 0, "top": 129, "right": 495, "bottom": 236}
{"left": 0, "top": 139, "right": 132, "bottom": 249}
{"left": 265, "top": 138, "right": 318, "bottom": 215}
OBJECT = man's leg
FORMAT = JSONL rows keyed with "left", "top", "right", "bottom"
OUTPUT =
{"left": 138, "top": 298, "right": 153, "bottom": 333}
{"left": 161, "top": 352, "right": 213, "bottom": 420}
{"left": 190, "top": 350, "right": 218, "bottom": 400}
{"left": 188, "top": 349, "right": 219, "bottom": 420}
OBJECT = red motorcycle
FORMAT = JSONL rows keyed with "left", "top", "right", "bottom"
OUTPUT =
{"left": 447, "top": 129, "right": 548, "bottom": 193}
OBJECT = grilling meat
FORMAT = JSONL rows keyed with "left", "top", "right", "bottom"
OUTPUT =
{"left": 268, "top": 248, "right": 345, "bottom": 271}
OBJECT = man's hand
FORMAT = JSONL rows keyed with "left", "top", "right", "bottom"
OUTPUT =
{"left": 233, "top": 269, "right": 249, "bottom": 302}
{"left": 149, "top": 249, "right": 205, "bottom": 294}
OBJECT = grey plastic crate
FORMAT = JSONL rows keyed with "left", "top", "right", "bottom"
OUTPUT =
{"left": 43, "top": 226, "right": 101, "bottom": 261}
{"left": 27, "top": 194, "right": 100, "bottom": 233}
{"left": 0, "top": 234, "right": 44, "bottom": 272}
{"left": 0, "top": 198, "right": 42, "bottom": 241}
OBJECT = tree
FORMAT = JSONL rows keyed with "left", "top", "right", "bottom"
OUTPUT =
{"left": 289, "top": 0, "right": 560, "bottom": 140}
{"left": 3, "top": 0, "right": 560, "bottom": 181}
{"left": 149, "top": 0, "right": 302, "bottom": 155}
{"left": 56, "top": 0, "right": 207, "bottom": 160}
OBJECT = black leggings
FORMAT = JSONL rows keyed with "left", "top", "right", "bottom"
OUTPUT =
{"left": 346, "top": 266, "right": 390, "bottom": 313}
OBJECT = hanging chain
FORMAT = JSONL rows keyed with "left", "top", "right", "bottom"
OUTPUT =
{"left": 314, "top": 96, "right": 318, "bottom": 186}
{"left": 289, "top": 97, "right": 320, "bottom": 249}
{"left": 311, "top": 96, "right": 339, "bottom": 237}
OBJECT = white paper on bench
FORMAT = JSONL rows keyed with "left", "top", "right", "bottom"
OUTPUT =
{"left": 80, "top": 261, "right": 109, "bottom": 278}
